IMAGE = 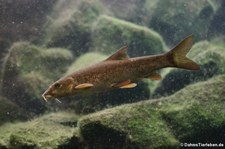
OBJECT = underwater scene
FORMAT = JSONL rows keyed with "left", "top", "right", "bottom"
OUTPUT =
{"left": 0, "top": 0, "right": 225, "bottom": 148}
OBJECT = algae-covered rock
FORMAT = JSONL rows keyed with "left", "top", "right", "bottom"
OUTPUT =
{"left": 153, "top": 41, "right": 225, "bottom": 97}
{"left": 43, "top": 0, "right": 107, "bottom": 56}
{"left": 149, "top": 0, "right": 218, "bottom": 44}
{"left": 78, "top": 75, "right": 225, "bottom": 149}
{"left": 0, "top": 112, "right": 81, "bottom": 149}
{"left": 210, "top": 35, "right": 225, "bottom": 49}
{"left": 208, "top": 1, "right": 225, "bottom": 37}
{"left": 0, "top": 96, "right": 28, "bottom": 126}
{"left": 0, "top": 141, "right": 7, "bottom": 149}
{"left": 79, "top": 103, "right": 178, "bottom": 149}
{"left": 1, "top": 75, "right": 224, "bottom": 149}
{"left": 1, "top": 42, "right": 73, "bottom": 114}
{"left": 159, "top": 75, "right": 225, "bottom": 143}
{"left": 100, "top": 0, "right": 147, "bottom": 23}
{"left": 91, "top": 15, "right": 166, "bottom": 57}
{"left": 66, "top": 52, "right": 108, "bottom": 75}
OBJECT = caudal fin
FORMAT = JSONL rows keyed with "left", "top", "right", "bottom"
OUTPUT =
{"left": 167, "top": 35, "right": 200, "bottom": 70}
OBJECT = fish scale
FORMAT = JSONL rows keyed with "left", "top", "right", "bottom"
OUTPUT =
{"left": 42, "top": 35, "right": 200, "bottom": 101}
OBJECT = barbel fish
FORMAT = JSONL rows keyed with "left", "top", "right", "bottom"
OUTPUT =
{"left": 42, "top": 35, "right": 200, "bottom": 102}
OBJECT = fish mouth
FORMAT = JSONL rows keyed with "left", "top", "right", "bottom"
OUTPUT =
{"left": 42, "top": 92, "right": 53, "bottom": 102}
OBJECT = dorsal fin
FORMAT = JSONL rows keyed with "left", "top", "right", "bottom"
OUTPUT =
{"left": 105, "top": 46, "right": 129, "bottom": 61}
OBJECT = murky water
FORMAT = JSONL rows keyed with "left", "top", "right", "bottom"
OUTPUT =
{"left": 0, "top": 0, "right": 225, "bottom": 148}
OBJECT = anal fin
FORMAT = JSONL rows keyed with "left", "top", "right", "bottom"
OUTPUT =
{"left": 147, "top": 72, "right": 161, "bottom": 80}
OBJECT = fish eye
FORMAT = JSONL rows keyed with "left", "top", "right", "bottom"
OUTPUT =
{"left": 54, "top": 82, "right": 61, "bottom": 88}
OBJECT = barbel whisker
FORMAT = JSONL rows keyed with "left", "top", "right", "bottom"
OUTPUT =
{"left": 42, "top": 94, "right": 48, "bottom": 102}
{"left": 55, "top": 98, "right": 62, "bottom": 103}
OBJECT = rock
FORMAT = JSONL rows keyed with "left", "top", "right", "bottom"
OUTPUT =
{"left": 0, "top": 96, "right": 28, "bottom": 126}
{"left": 0, "top": 42, "right": 73, "bottom": 114}
{"left": 66, "top": 52, "right": 108, "bottom": 75}
{"left": 149, "top": 0, "right": 218, "bottom": 45}
{"left": 153, "top": 41, "right": 225, "bottom": 97}
{"left": 210, "top": 35, "right": 225, "bottom": 49}
{"left": 91, "top": 15, "right": 166, "bottom": 57}
{"left": 79, "top": 75, "right": 225, "bottom": 149}
{"left": 0, "top": 141, "right": 7, "bottom": 149}
{"left": 1, "top": 75, "right": 224, "bottom": 148}
{"left": 43, "top": 0, "right": 107, "bottom": 56}
{"left": 208, "top": 1, "right": 225, "bottom": 37}
{"left": 0, "top": 112, "right": 82, "bottom": 149}
{"left": 79, "top": 102, "right": 178, "bottom": 149}
{"left": 99, "top": 0, "right": 147, "bottom": 23}
{"left": 159, "top": 75, "right": 225, "bottom": 143}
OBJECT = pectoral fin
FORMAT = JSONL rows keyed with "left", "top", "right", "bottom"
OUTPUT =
{"left": 147, "top": 72, "right": 162, "bottom": 80}
{"left": 120, "top": 83, "right": 137, "bottom": 89}
{"left": 68, "top": 84, "right": 74, "bottom": 92}
{"left": 75, "top": 83, "right": 94, "bottom": 89}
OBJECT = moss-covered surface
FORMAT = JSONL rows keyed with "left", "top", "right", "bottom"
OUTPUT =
{"left": 159, "top": 75, "right": 225, "bottom": 143}
{"left": 100, "top": 0, "right": 147, "bottom": 23}
{"left": 149, "top": 0, "right": 218, "bottom": 45}
{"left": 208, "top": 1, "right": 225, "bottom": 37}
{"left": 91, "top": 15, "right": 166, "bottom": 57}
{"left": 0, "top": 112, "right": 81, "bottom": 149}
{"left": 43, "top": 0, "right": 107, "bottom": 56}
{"left": 210, "top": 36, "right": 225, "bottom": 49}
{"left": 66, "top": 52, "right": 108, "bottom": 75}
{"left": 5, "top": 42, "right": 73, "bottom": 79}
{"left": 79, "top": 75, "right": 225, "bottom": 149}
{"left": 153, "top": 41, "right": 225, "bottom": 97}
{"left": 0, "top": 75, "right": 224, "bottom": 148}
{"left": 1, "top": 42, "right": 73, "bottom": 114}
{"left": 79, "top": 104, "right": 178, "bottom": 149}
{"left": 1, "top": 1, "right": 225, "bottom": 148}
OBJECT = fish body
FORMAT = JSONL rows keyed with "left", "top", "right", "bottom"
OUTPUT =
{"left": 42, "top": 35, "right": 200, "bottom": 101}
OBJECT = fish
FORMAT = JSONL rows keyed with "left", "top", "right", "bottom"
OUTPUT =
{"left": 42, "top": 35, "right": 200, "bottom": 102}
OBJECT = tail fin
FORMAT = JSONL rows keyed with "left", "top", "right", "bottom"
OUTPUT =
{"left": 167, "top": 35, "right": 200, "bottom": 70}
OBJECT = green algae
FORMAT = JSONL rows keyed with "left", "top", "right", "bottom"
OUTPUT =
{"left": 79, "top": 75, "right": 225, "bottom": 149}
{"left": 43, "top": 0, "right": 107, "bottom": 56}
{"left": 149, "top": 0, "right": 217, "bottom": 44}
{"left": 0, "top": 42, "right": 73, "bottom": 114}
{"left": 0, "top": 112, "right": 80, "bottom": 149}
{"left": 0, "top": 75, "right": 224, "bottom": 148}
{"left": 66, "top": 52, "right": 108, "bottom": 75}
{"left": 91, "top": 15, "right": 166, "bottom": 57}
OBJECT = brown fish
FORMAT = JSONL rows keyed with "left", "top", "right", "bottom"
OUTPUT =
{"left": 42, "top": 35, "right": 200, "bottom": 101}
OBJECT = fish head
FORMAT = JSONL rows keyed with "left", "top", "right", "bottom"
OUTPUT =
{"left": 42, "top": 77, "right": 75, "bottom": 102}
